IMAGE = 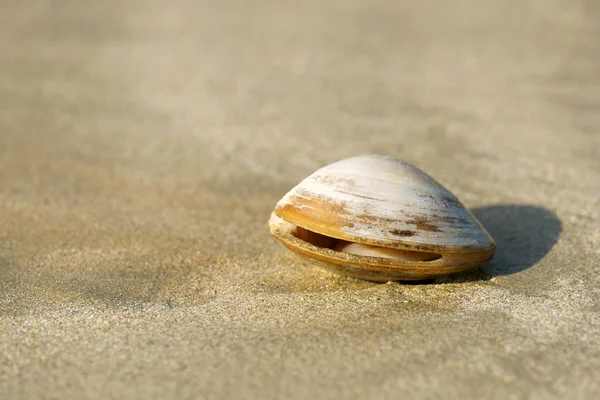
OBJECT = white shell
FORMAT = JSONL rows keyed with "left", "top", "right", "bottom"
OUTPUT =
{"left": 269, "top": 155, "right": 495, "bottom": 281}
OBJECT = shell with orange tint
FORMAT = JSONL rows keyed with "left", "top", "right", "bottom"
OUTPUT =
{"left": 268, "top": 155, "right": 495, "bottom": 282}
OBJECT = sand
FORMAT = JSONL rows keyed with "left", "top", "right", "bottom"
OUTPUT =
{"left": 1, "top": 0, "right": 599, "bottom": 398}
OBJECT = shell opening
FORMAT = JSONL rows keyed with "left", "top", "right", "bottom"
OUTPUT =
{"left": 295, "top": 226, "right": 442, "bottom": 262}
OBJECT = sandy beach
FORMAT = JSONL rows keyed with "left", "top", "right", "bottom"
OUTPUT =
{"left": 1, "top": 0, "right": 599, "bottom": 398}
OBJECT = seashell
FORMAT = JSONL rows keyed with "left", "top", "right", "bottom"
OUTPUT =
{"left": 268, "top": 155, "right": 495, "bottom": 282}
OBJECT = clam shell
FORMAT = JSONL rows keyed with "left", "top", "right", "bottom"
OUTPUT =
{"left": 269, "top": 155, "right": 495, "bottom": 281}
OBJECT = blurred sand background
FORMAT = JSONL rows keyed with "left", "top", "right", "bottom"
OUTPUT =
{"left": 1, "top": 0, "right": 599, "bottom": 398}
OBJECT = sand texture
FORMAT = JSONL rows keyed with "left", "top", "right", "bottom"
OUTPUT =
{"left": 1, "top": 0, "right": 599, "bottom": 398}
